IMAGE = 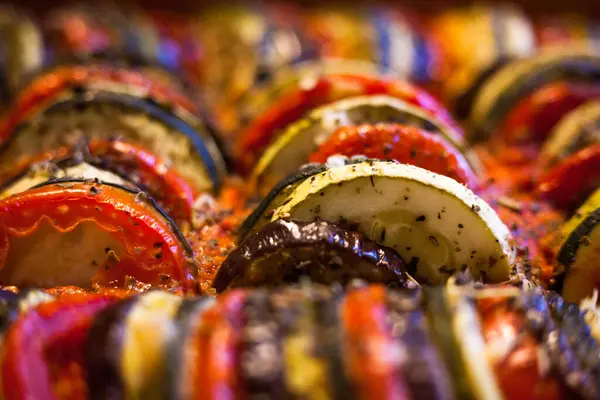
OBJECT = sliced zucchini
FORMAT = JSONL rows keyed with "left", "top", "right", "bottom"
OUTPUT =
{"left": 0, "top": 159, "right": 130, "bottom": 199}
{"left": 271, "top": 160, "right": 515, "bottom": 285}
{"left": 540, "top": 100, "right": 600, "bottom": 167}
{"left": 240, "top": 58, "right": 392, "bottom": 123}
{"left": 446, "top": 286, "right": 504, "bottom": 400}
{"left": 424, "top": 287, "right": 474, "bottom": 399}
{"left": 1, "top": 90, "right": 226, "bottom": 192}
{"left": 470, "top": 50, "right": 600, "bottom": 140}
{"left": 167, "top": 297, "right": 216, "bottom": 400}
{"left": 250, "top": 94, "right": 466, "bottom": 196}
{"left": 555, "top": 188, "right": 600, "bottom": 303}
{"left": 121, "top": 291, "right": 183, "bottom": 399}
{"left": 213, "top": 218, "right": 412, "bottom": 292}
{"left": 239, "top": 155, "right": 366, "bottom": 242}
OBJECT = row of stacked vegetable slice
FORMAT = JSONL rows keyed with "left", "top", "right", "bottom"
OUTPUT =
{"left": 0, "top": 2, "right": 598, "bottom": 399}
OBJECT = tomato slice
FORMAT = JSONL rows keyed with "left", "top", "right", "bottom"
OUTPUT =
{"left": 309, "top": 123, "right": 479, "bottom": 189}
{"left": 235, "top": 73, "right": 463, "bottom": 173}
{"left": 0, "top": 180, "right": 196, "bottom": 291}
{"left": 0, "top": 139, "right": 199, "bottom": 223}
{"left": 476, "top": 293, "right": 566, "bottom": 400}
{"left": 190, "top": 290, "right": 246, "bottom": 400}
{"left": 1, "top": 294, "right": 117, "bottom": 400}
{"left": 499, "top": 82, "right": 600, "bottom": 143}
{"left": 342, "top": 285, "right": 410, "bottom": 400}
{"left": 537, "top": 144, "right": 600, "bottom": 210}
{"left": 0, "top": 64, "right": 196, "bottom": 146}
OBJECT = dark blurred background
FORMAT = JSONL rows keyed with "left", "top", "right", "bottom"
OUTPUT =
{"left": 15, "top": 0, "right": 600, "bottom": 15}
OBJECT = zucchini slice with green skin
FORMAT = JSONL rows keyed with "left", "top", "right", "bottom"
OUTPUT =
{"left": 271, "top": 160, "right": 515, "bottom": 285}
{"left": 250, "top": 94, "right": 467, "bottom": 196}
{"left": 470, "top": 50, "right": 600, "bottom": 141}
{"left": 239, "top": 58, "right": 392, "bottom": 125}
{"left": 86, "top": 292, "right": 183, "bottom": 400}
{"left": 213, "top": 218, "right": 412, "bottom": 292}
{"left": 554, "top": 188, "right": 600, "bottom": 303}
{"left": 0, "top": 159, "right": 132, "bottom": 200}
{"left": 424, "top": 287, "right": 474, "bottom": 399}
{"left": 540, "top": 101, "right": 600, "bottom": 168}
{"left": 1, "top": 90, "right": 226, "bottom": 192}
{"left": 239, "top": 156, "right": 366, "bottom": 242}
{"left": 166, "top": 297, "right": 216, "bottom": 400}
{"left": 445, "top": 284, "right": 504, "bottom": 400}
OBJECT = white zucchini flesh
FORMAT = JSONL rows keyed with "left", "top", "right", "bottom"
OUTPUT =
{"left": 272, "top": 161, "right": 515, "bottom": 285}
{"left": 122, "top": 292, "right": 182, "bottom": 400}
{"left": 251, "top": 94, "right": 462, "bottom": 195}
{"left": 557, "top": 189, "right": 600, "bottom": 303}
{"left": 1, "top": 96, "right": 214, "bottom": 193}
{"left": 0, "top": 218, "right": 126, "bottom": 288}
{"left": 448, "top": 291, "right": 504, "bottom": 400}
{"left": 0, "top": 162, "right": 129, "bottom": 199}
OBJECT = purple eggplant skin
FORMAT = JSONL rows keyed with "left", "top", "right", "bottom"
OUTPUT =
{"left": 240, "top": 289, "right": 286, "bottom": 398}
{"left": 213, "top": 219, "right": 412, "bottom": 292}
{"left": 386, "top": 289, "right": 454, "bottom": 400}
{"left": 85, "top": 297, "right": 136, "bottom": 400}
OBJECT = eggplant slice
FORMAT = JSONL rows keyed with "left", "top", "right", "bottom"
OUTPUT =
{"left": 470, "top": 50, "right": 600, "bottom": 141}
{"left": 1, "top": 90, "right": 226, "bottom": 192}
{"left": 214, "top": 218, "right": 413, "bottom": 292}
{"left": 271, "top": 160, "right": 515, "bottom": 285}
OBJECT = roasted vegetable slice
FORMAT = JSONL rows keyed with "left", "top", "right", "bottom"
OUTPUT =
{"left": 272, "top": 285, "right": 332, "bottom": 398}
{"left": 471, "top": 50, "right": 600, "bottom": 140}
{"left": 309, "top": 123, "right": 480, "bottom": 189}
{"left": 0, "top": 179, "right": 196, "bottom": 291}
{"left": 166, "top": 297, "right": 217, "bottom": 400}
{"left": 342, "top": 284, "right": 411, "bottom": 399}
{"left": 187, "top": 290, "right": 246, "bottom": 399}
{"left": 235, "top": 73, "right": 464, "bottom": 173}
{"left": 271, "top": 160, "right": 515, "bottom": 285}
{"left": 499, "top": 82, "right": 600, "bottom": 143}
{"left": 1, "top": 90, "right": 225, "bottom": 192}
{"left": 537, "top": 144, "right": 600, "bottom": 210}
{"left": 446, "top": 285, "right": 504, "bottom": 400}
{"left": 250, "top": 95, "right": 467, "bottom": 195}
{"left": 475, "top": 286, "right": 566, "bottom": 400}
{"left": 553, "top": 188, "right": 600, "bottom": 303}
{"left": 239, "top": 58, "right": 390, "bottom": 125}
{"left": 540, "top": 100, "right": 600, "bottom": 168}
{"left": 0, "top": 139, "right": 200, "bottom": 223}
{"left": 239, "top": 157, "right": 366, "bottom": 241}
{"left": 385, "top": 288, "right": 453, "bottom": 400}
{"left": 1, "top": 294, "right": 116, "bottom": 400}
{"left": 86, "top": 292, "right": 182, "bottom": 400}
{"left": 213, "top": 219, "right": 412, "bottom": 292}
{"left": 424, "top": 287, "right": 474, "bottom": 399}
